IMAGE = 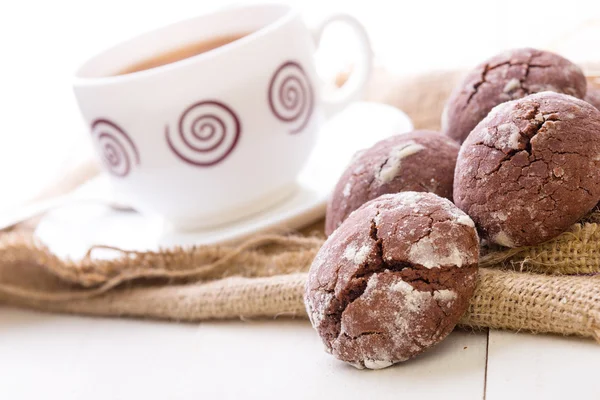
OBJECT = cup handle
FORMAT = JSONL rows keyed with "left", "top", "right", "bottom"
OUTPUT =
{"left": 312, "top": 14, "right": 373, "bottom": 118}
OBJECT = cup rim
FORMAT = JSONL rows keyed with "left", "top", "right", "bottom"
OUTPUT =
{"left": 73, "top": 3, "right": 296, "bottom": 87}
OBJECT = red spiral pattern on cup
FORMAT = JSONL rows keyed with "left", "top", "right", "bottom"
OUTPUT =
{"left": 166, "top": 100, "right": 241, "bottom": 167}
{"left": 268, "top": 61, "right": 314, "bottom": 134}
{"left": 91, "top": 119, "right": 140, "bottom": 177}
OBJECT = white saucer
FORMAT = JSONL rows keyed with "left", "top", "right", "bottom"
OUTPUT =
{"left": 35, "top": 102, "right": 413, "bottom": 260}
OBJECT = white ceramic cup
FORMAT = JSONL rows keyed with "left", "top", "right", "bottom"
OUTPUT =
{"left": 73, "top": 4, "right": 372, "bottom": 230}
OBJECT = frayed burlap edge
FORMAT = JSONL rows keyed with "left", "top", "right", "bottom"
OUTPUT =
{"left": 1, "top": 227, "right": 600, "bottom": 341}
{"left": 3, "top": 214, "right": 599, "bottom": 305}
{"left": 0, "top": 232, "right": 323, "bottom": 299}
{"left": 1, "top": 266, "right": 599, "bottom": 342}
{"left": 480, "top": 219, "right": 600, "bottom": 275}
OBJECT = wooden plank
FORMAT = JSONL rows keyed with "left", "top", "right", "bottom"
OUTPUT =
{"left": 486, "top": 330, "right": 600, "bottom": 399}
{"left": 0, "top": 308, "right": 488, "bottom": 399}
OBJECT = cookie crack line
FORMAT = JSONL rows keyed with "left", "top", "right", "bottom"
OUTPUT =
{"left": 515, "top": 52, "right": 556, "bottom": 94}
{"left": 465, "top": 62, "right": 499, "bottom": 106}
{"left": 464, "top": 51, "right": 553, "bottom": 107}
{"left": 341, "top": 331, "right": 383, "bottom": 340}
{"left": 472, "top": 102, "right": 569, "bottom": 179}
{"left": 578, "top": 185, "right": 592, "bottom": 198}
{"left": 512, "top": 52, "right": 535, "bottom": 95}
{"left": 370, "top": 212, "right": 384, "bottom": 268}
{"left": 326, "top": 211, "right": 403, "bottom": 343}
{"left": 368, "top": 153, "right": 393, "bottom": 195}
{"left": 327, "top": 211, "right": 383, "bottom": 338}
{"left": 392, "top": 214, "right": 434, "bottom": 245}
{"left": 467, "top": 108, "right": 564, "bottom": 210}
{"left": 391, "top": 205, "right": 458, "bottom": 244}
{"left": 323, "top": 213, "right": 385, "bottom": 345}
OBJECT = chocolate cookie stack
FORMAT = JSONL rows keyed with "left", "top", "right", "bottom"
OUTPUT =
{"left": 306, "top": 48, "right": 600, "bottom": 370}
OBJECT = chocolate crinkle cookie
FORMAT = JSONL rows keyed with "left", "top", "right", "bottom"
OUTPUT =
{"left": 585, "top": 87, "right": 600, "bottom": 110}
{"left": 325, "top": 131, "right": 459, "bottom": 236}
{"left": 305, "top": 192, "right": 479, "bottom": 370}
{"left": 454, "top": 91, "right": 600, "bottom": 248}
{"left": 442, "top": 48, "right": 587, "bottom": 143}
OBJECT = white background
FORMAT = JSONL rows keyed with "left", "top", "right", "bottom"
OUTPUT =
{"left": 0, "top": 0, "right": 599, "bottom": 207}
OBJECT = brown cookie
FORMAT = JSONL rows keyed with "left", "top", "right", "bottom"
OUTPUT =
{"left": 585, "top": 87, "right": 600, "bottom": 110}
{"left": 454, "top": 91, "right": 600, "bottom": 247}
{"left": 305, "top": 192, "right": 479, "bottom": 369}
{"left": 325, "top": 131, "right": 459, "bottom": 236}
{"left": 443, "top": 48, "right": 587, "bottom": 143}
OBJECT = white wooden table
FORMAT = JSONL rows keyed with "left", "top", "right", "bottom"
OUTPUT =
{"left": 1, "top": 307, "right": 598, "bottom": 399}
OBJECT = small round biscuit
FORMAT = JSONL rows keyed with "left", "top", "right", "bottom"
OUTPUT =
{"left": 454, "top": 91, "right": 600, "bottom": 247}
{"left": 585, "top": 87, "right": 600, "bottom": 110}
{"left": 443, "top": 48, "right": 587, "bottom": 143}
{"left": 325, "top": 131, "right": 459, "bottom": 236}
{"left": 305, "top": 192, "right": 479, "bottom": 370}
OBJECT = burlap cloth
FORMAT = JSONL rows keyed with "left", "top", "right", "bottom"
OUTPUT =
{"left": 1, "top": 66, "right": 600, "bottom": 342}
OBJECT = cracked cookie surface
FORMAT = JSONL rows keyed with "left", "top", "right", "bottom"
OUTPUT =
{"left": 585, "top": 87, "right": 600, "bottom": 110}
{"left": 325, "top": 131, "right": 459, "bottom": 236}
{"left": 454, "top": 91, "right": 600, "bottom": 247}
{"left": 306, "top": 192, "right": 479, "bottom": 369}
{"left": 442, "top": 48, "right": 587, "bottom": 143}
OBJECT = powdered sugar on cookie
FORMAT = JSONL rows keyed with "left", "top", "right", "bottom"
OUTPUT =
{"left": 343, "top": 242, "right": 371, "bottom": 265}
{"left": 408, "top": 234, "right": 466, "bottom": 268}
{"left": 376, "top": 142, "right": 426, "bottom": 184}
